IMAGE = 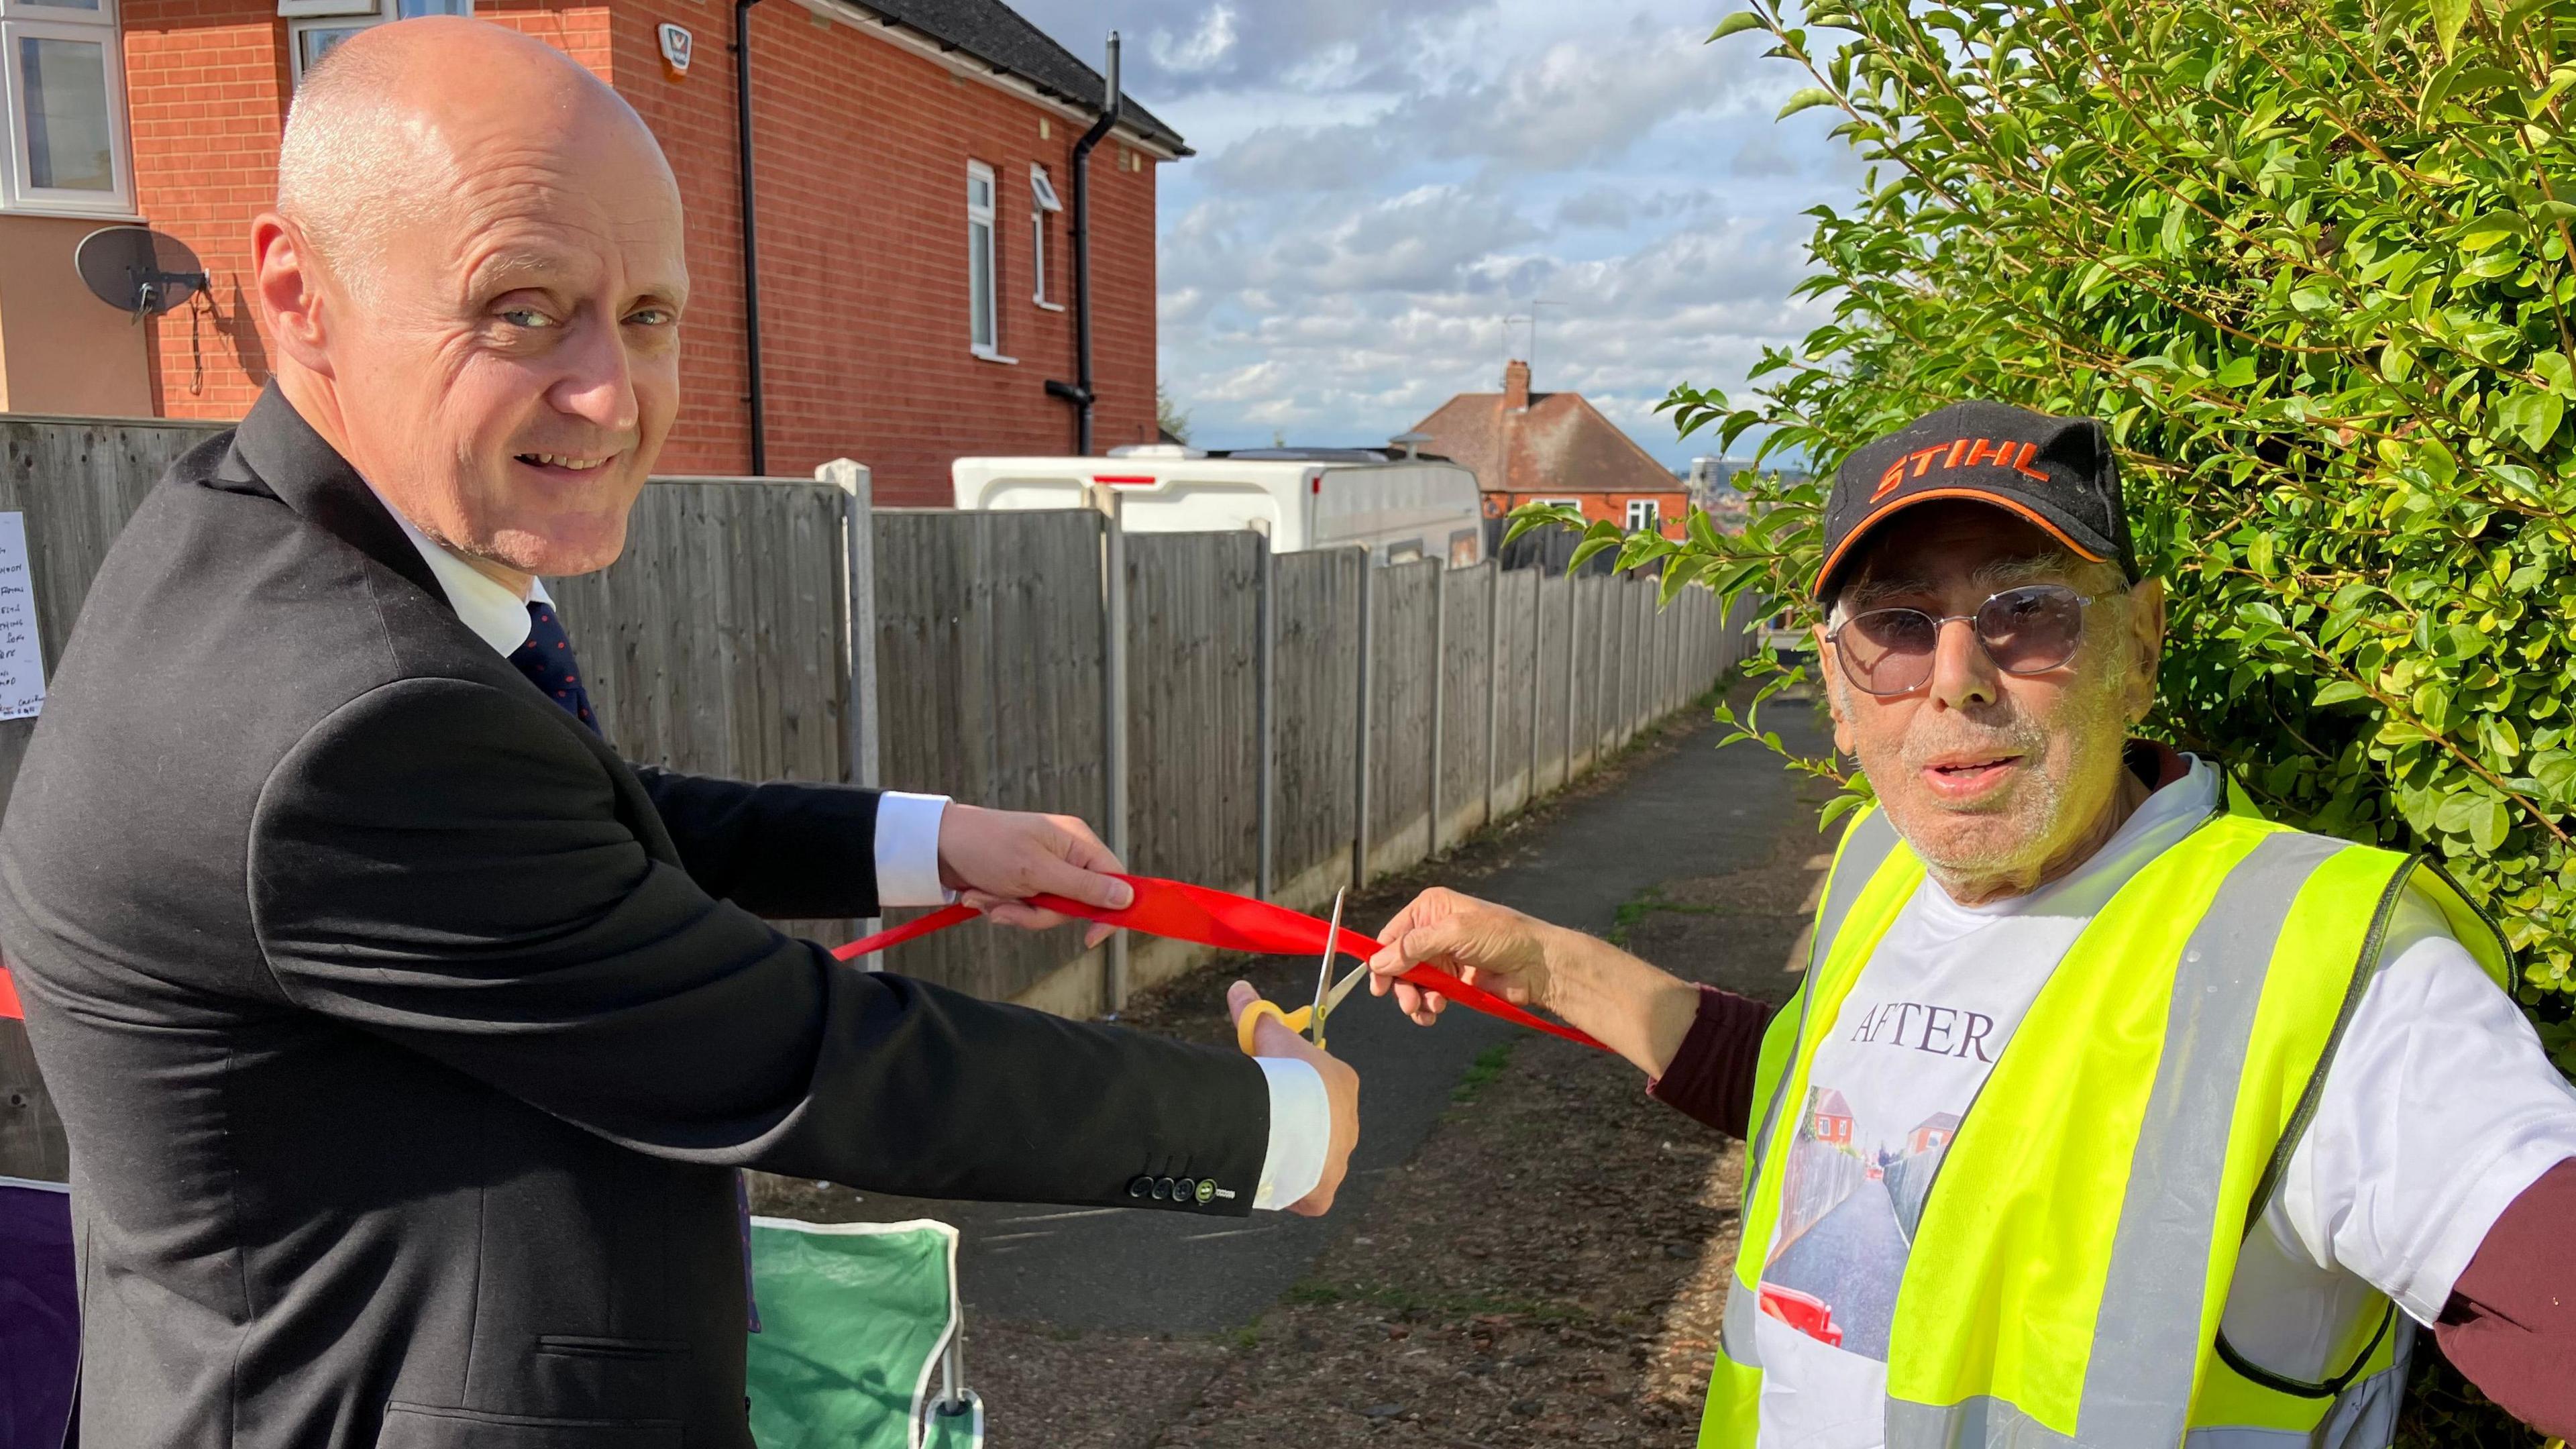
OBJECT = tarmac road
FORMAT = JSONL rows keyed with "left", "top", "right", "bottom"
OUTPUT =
{"left": 828, "top": 707, "right": 1829, "bottom": 1335}
{"left": 1762, "top": 1177, "right": 1907, "bottom": 1360}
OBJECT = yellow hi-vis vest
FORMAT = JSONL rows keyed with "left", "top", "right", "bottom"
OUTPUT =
{"left": 1700, "top": 800, "right": 2515, "bottom": 1448}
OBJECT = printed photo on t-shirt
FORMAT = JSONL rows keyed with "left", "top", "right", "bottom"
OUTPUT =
{"left": 1760, "top": 1081, "right": 1962, "bottom": 1360}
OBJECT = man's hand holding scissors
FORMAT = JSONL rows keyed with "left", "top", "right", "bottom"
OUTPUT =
{"left": 1226, "top": 888, "right": 1362, "bottom": 1217}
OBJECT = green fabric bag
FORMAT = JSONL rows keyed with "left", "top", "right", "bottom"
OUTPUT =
{"left": 747, "top": 1217, "right": 983, "bottom": 1449}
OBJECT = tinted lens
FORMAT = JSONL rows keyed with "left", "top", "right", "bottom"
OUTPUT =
{"left": 1837, "top": 607, "right": 1939, "bottom": 695}
{"left": 1976, "top": 585, "right": 2086, "bottom": 674}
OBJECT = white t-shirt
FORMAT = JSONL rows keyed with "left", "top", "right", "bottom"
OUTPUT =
{"left": 1751, "top": 757, "right": 2576, "bottom": 1447}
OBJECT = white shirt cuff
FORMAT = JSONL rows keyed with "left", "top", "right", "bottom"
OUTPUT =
{"left": 871, "top": 792, "right": 955, "bottom": 908}
{"left": 1252, "top": 1057, "right": 1331, "bottom": 1211}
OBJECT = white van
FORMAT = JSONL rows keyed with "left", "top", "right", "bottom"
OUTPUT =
{"left": 950, "top": 446, "right": 1486, "bottom": 566}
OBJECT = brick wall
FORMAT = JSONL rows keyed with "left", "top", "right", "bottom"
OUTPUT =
{"left": 116, "top": 0, "right": 1161, "bottom": 503}
{"left": 1496, "top": 490, "right": 1690, "bottom": 538}
{"left": 614, "top": 0, "right": 1160, "bottom": 498}
{"left": 123, "top": 0, "right": 288, "bottom": 419}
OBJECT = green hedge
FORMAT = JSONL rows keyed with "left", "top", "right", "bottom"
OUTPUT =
{"left": 1550, "top": 0, "right": 2576, "bottom": 1071}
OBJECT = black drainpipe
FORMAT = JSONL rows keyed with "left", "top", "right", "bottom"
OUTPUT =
{"left": 734, "top": 0, "right": 768, "bottom": 476}
{"left": 1046, "top": 32, "right": 1121, "bottom": 455}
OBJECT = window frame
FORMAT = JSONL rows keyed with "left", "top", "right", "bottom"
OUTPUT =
{"left": 965, "top": 160, "right": 1009, "bottom": 362}
{"left": 286, "top": 0, "right": 472, "bottom": 84}
{"left": 0, "top": 0, "right": 133, "bottom": 217}
{"left": 1030, "top": 162, "right": 1062, "bottom": 311}
{"left": 1625, "top": 498, "right": 1661, "bottom": 532}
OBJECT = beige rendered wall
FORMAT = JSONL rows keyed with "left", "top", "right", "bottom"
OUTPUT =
{"left": 0, "top": 213, "right": 155, "bottom": 417}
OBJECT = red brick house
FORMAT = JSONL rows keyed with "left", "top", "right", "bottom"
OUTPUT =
{"left": 1412, "top": 358, "right": 1688, "bottom": 541}
{"left": 0, "top": 0, "right": 1176, "bottom": 501}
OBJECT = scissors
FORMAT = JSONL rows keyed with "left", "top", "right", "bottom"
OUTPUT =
{"left": 1234, "top": 886, "right": 1371, "bottom": 1055}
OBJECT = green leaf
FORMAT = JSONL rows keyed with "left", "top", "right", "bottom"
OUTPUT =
{"left": 2502, "top": 389, "right": 2567, "bottom": 451}
{"left": 1709, "top": 9, "right": 1768, "bottom": 40}
{"left": 2473, "top": 798, "right": 2512, "bottom": 853}
{"left": 2432, "top": 0, "right": 2474, "bottom": 58}
{"left": 2214, "top": 355, "right": 2259, "bottom": 387}
{"left": 1776, "top": 87, "right": 1839, "bottom": 120}
{"left": 2314, "top": 679, "right": 2369, "bottom": 706}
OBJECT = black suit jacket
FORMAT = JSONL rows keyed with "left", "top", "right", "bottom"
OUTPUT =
{"left": 0, "top": 389, "right": 1269, "bottom": 1448}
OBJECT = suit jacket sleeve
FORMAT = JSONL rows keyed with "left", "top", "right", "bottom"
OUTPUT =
{"left": 246, "top": 677, "right": 1271, "bottom": 1212}
{"left": 628, "top": 764, "right": 882, "bottom": 920}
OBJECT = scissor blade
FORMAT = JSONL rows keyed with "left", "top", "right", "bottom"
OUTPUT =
{"left": 1322, "top": 962, "right": 1369, "bottom": 1019}
{"left": 1310, "top": 888, "right": 1348, "bottom": 1044}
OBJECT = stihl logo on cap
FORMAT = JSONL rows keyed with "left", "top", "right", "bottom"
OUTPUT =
{"left": 1871, "top": 437, "right": 2052, "bottom": 502}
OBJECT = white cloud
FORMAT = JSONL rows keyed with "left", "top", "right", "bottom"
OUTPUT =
{"left": 998, "top": 0, "right": 1854, "bottom": 467}
{"left": 1146, "top": 3, "right": 1239, "bottom": 76}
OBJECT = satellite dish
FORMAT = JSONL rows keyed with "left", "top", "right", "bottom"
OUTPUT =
{"left": 75, "top": 225, "right": 207, "bottom": 319}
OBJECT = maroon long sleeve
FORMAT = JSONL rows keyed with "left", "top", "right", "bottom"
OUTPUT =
{"left": 1645, "top": 984, "right": 1774, "bottom": 1137}
{"left": 2436, "top": 1157, "right": 2576, "bottom": 1436}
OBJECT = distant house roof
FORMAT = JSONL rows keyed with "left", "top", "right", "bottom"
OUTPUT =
{"left": 1810, "top": 1087, "right": 1852, "bottom": 1121}
{"left": 1411, "top": 360, "right": 1679, "bottom": 498}
{"left": 1911, "top": 1112, "right": 1962, "bottom": 1136}
{"left": 844, "top": 0, "right": 1191, "bottom": 154}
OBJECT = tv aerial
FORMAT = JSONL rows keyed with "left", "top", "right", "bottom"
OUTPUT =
{"left": 75, "top": 225, "right": 207, "bottom": 321}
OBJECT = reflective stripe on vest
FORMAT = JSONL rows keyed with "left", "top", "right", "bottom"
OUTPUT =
{"left": 2078, "top": 833, "right": 2347, "bottom": 1446}
{"left": 1881, "top": 1361, "right": 2406, "bottom": 1449}
{"left": 1699, "top": 802, "right": 2508, "bottom": 1448}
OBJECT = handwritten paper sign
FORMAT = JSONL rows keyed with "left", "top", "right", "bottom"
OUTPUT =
{"left": 0, "top": 513, "right": 45, "bottom": 719}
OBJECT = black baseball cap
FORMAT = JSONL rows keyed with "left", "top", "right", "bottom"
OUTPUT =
{"left": 1815, "top": 400, "right": 2136, "bottom": 600}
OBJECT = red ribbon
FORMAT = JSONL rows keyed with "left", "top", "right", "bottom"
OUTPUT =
{"left": 0, "top": 882, "right": 1610, "bottom": 1047}
{"left": 831, "top": 873, "right": 1607, "bottom": 1052}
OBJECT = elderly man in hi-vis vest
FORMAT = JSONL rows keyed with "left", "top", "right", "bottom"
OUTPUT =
{"left": 1368, "top": 401, "right": 2576, "bottom": 1446}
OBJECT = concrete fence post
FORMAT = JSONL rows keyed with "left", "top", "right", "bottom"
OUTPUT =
{"left": 1528, "top": 570, "right": 1542, "bottom": 800}
{"left": 1428, "top": 563, "right": 1445, "bottom": 859}
{"left": 1256, "top": 541, "right": 1277, "bottom": 900}
{"left": 1562, "top": 576, "right": 1578, "bottom": 784}
{"left": 1483, "top": 561, "right": 1501, "bottom": 828}
{"left": 1353, "top": 551, "right": 1375, "bottom": 890}
{"left": 1099, "top": 489, "right": 1130, "bottom": 1012}
{"left": 820, "top": 458, "right": 881, "bottom": 965}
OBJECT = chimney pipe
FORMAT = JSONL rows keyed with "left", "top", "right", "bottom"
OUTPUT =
{"left": 1503, "top": 358, "right": 1532, "bottom": 413}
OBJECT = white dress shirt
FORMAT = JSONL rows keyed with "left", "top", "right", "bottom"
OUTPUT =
{"left": 378, "top": 500, "right": 1330, "bottom": 1210}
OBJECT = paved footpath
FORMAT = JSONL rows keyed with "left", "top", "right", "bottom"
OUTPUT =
{"left": 778, "top": 708, "right": 1821, "bottom": 1338}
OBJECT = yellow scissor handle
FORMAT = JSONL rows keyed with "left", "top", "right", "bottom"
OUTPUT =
{"left": 1235, "top": 998, "right": 1315, "bottom": 1056}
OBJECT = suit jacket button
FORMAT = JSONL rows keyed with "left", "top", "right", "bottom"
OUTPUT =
{"left": 1128, "top": 1175, "right": 1152, "bottom": 1199}
{"left": 1153, "top": 1176, "right": 1175, "bottom": 1201}
{"left": 1172, "top": 1177, "right": 1196, "bottom": 1205}
{"left": 1195, "top": 1180, "right": 1218, "bottom": 1206}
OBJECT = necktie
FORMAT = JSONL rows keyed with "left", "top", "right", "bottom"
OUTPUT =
{"left": 507, "top": 600, "right": 598, "bottom": 733}
{"left": 504, "top": 598, "right": 761, "bottom": 1332}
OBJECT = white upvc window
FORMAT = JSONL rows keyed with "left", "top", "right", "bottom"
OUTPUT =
{"left": 284, "top": 0, "right": 472, "bottom": 85}
{"left": 1625, "top": 498, "right": 1660, "bottom": 531}
{"left": 0, "top": 0, "right": 133, "bottom": 215}
{"left": 967, "top": 160, "right": 1005, "bottom": 359}
{"left": 1030, "top": 162, "right": 1062, "bottom": 310}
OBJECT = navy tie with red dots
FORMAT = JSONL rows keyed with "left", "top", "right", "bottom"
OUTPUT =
{"left": 508, "top": 600, "right": 598, "bottom": 734}
{"left": 505, "top": 598, "right": 763, "bottom": 1332}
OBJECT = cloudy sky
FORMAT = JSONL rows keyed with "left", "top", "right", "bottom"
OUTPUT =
{"left": 1008, "top": 0, "right": 1862, "bottom": 470}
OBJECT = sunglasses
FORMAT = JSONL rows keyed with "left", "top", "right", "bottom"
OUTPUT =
{"left": 1825, "top": 584, "right": 2104, "bottom": 698}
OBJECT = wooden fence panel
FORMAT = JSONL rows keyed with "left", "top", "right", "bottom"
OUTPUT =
{"left": 0, "top": 416, "right": 228, "bottom": 800}
{"left": 1126, "top": 531, "right": 1262, "bottom": 896}
{"left": 1438, "top": 561, "right": 1495, "bottom": 845}
{"left": 869, "top": 509, "right": 1107, "bottom": 1000}
{"left": 1534, "top": 573, "right": 1569, "bottom": 792}
{"left": 553, "top": 480, "right": 847, "bottom": 787}
{"left": 1368, "top": 558, "right": 1438, "bottom": 875}
{"left": 1492, "top": 566, "right": 1537, "bottom": 817}
{"left": 1271, "top": 547, "right": 1361, "bottom": 909}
